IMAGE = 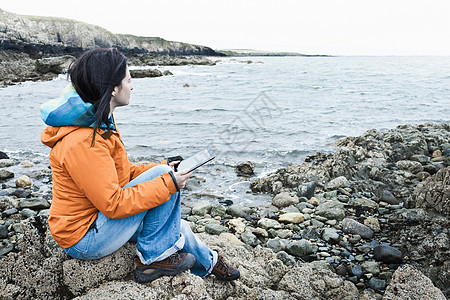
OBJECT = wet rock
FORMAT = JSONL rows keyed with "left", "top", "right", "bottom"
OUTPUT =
{"left": 395, "top": 160, "right": 424, "bottom": 174}
{"left": 0, "top": 169, "right": 14, "bottom": 180}
{"left": 373, "top": 245, "right": 402, "bottom": 264}
{"left": 191, "top": 201, "right": 213, "bottom": 216}
{"left": 297, "top": 181, "right": 316, "bottom": 199}
{"left": 272, "top": 192, "right": 299, "bottom": 209}
{"left": 15, "top": 175, "right": 32, "bottom": 188}
{"left": 129, "top": 68, "right": 163, "bottom": 78}
{"left": 325, "top": 176, "right": 349, "bottom": 190}
{"left": 342, "top": 218, "right": 374, "bottom": 240}
{"left": 383, "top": 265, "right": 446, "bottom": 299}
{"left": 302, "top": 228, "right": 321, "bottom": 240}
{"left": 286, "top": 239, "right": 313, "bottom": 257}
{"left": 0, "top": 151, "right": 8, "bottom": 159}
{"left": 235, "top": 161, "right": 255, "bottom": 176}
{"left": 315, "top": 201, "right": 346, "bottom": 221}
{"left": 0, "top": 159, "right": 14, "bottom": 167}
{"left": 18, "top": 198, "right": 50, "bottom": 210}
{"left": 205, "top": 223, "right": 228, "bottom": 235}
{"left": 279, "top": 212, "right": 305, "bottom": 224}
{"left": 10, "top": 188, "right": 32, "bottom": 198}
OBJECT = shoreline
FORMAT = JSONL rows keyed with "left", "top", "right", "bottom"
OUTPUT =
{"left": 0, "top": 122, "right": 449, "bottom": 299}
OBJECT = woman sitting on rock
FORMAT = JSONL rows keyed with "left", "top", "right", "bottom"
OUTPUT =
{"left": 40, "top": 48, "right": 239, "bottom": 283}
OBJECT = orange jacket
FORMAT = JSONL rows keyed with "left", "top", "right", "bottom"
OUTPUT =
{"left": 41, "top": 126, "right": 177, "bottom": 248}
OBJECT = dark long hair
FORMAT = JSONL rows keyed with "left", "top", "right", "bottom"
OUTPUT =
{"left": 68, "top": 48, "right": 127, "bottom": 145}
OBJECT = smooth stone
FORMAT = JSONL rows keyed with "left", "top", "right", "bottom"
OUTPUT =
{"left": 351, "top": 265, "right": 363, "bottom": 277}
{"left": 20, "top": 208, "right": 37, "bottom": 218}
{"left": 319, "top": 252, "right": 331, "bottom": 257}
{"left": 10, "top": 188, "right": 32, "bottom": 199}
{"left": 411, "top": 154, "right": 430, "bottom": 164}
{"left": 0, "top": 151, "right": 9, "bottom": 159}
{"left": 0, "top": 169, "right": 14, "bottom": 180}
{"left": 281, "top": 205, "right": 300, "bottom": 213}
{"left": 297, "top": 181, "right": 316, "bottom": 199}
{"left": 0, "top": 159, "right": 14, "bottom": 167}
{"left": 226, "top": 205, "right": 253, "bottom": 218}
{"left": 272, "top": 192, "right": 299, "bottom": 209}
{"left": 15, "top": 175, "right": 32, "bottom": 188}
{"left": 276, "top": 229, "right": 293, "bottom": 239}
{"left": 205, "top": 223, "right": 228, "bottom": 235}
{"left": 423, "top": 164, "right": 439, "bottom": 175}
{"left": 0, "top": 224, "right": 8, "bottom": 238}
{"left": 335, "top": 264, "right": 348, "bottom": 275}
{"left": 286, "top": 239, "right": 313, "bottom": 257}
{"left": 266, "top": 237, "right": 283, "bottom": 253}
{"left": 361, "top": 261, "right": 380, "bottom": 276}
{"left": 37, "top": 209, "right": 50, "bottom": 217}
{"left": 19, "top": 161, "right": 35, "bottom": 167}
{"left": 357, "top": 245, "right": 372, "bottom": 253}
{"left": 278, "top": 212, "right": 305, "bottom": 224}
{"left": 355, "top": 255, "right": 365, "bottom": 262}
{"left": 197, "top": 218, "right": 219, "bottom": 226}
{"left": 373, "top": 245, "right": 402, "bottom": 264}
{"left": 302, "top": 208, "right": 314, "bottom": 214}
{"left": 301, "top": 228, "right": 321, "bottom": 240}
{"left": 322, "top": 228, "right": 340, "bottom": 243}
{"left": 276, "top": 251, "right": 296, "bottom": 266}
{"left": 311, "top": 219, "right": 325, "bottom": 228}
{"left": 234, "top": 161, "right": 255, "bottom": 176}
{"left": 342, "top": 218, "right": 374, "bottom": 240}
{"left": 325, "top": 176, "right": 349, "bottom": 190}
{"left": 378, "top": 190, "right": 400, "bottom": 204}
{"left": 191, "top": 201, "right": 213, "bottom": 216}
{"left": 308, "top": 197, "right": 320, "bottom": 206}
{"left": 2, "top": 207, "right": 18, "bottom": 217}
{"left": 368, "top": 277, "right": 386, "bottom": 290}
{"left": 257, "top": 218, "right": 282, "bottom": 229}
{"left": 252, "top": 227, "right": 269, "bottom": 238}
{"left": 219, "top": 232, "right": 245, "bottom": 246}
{"left": 315, "top": 201, "right": 346, "bottom": 220}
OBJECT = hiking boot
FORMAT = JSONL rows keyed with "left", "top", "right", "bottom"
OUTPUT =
{"left": 134, "top": 252, "right": 195, "bottom": 283}
{"left": 212, "top": 252, "right": 240, "bottom": 281}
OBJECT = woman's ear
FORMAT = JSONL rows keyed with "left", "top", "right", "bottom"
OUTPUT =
{"left": 112, "top": 86, "right": 119, "bottom": 98}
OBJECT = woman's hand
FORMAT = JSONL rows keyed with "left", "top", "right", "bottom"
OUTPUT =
{"left": 169, "top": 160, "right": 180, "bottom": 171}
{"left": 173, "top": 169, "right": 193, "bottom": 189}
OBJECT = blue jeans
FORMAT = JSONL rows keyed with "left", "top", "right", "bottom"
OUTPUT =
{"left": 63, "top": 164, "right": 218, "bottom": 277}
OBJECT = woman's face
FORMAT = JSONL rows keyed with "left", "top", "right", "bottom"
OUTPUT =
{"left": 111, "top": 66, "right": 133, "bottom": 109}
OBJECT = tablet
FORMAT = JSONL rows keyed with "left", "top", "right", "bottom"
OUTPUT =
{"left": 177, "top": 147, "right": 215, "bottom": 172}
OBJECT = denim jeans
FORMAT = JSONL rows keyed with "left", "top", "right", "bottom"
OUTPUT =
{"left": 63, "top": 164, "right": 218, "bottom": 277}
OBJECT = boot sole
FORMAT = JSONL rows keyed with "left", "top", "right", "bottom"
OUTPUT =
{"left": 134, "top": 254, "right": 195, "bottom": 283}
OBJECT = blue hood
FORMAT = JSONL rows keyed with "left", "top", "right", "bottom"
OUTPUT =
{"left": 40, "top": 84, "right": 115, "bottom": 130}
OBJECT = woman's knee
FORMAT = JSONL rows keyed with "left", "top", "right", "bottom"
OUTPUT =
{"left": 150, "top": 164, "right": 173, "bottom": 176}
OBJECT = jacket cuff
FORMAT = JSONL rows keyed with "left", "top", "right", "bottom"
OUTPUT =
{"left": 168, "top": 171, "right": 180, "bottom": 192}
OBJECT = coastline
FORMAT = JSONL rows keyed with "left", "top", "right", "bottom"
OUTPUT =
{"left": 0, "top": 122, "right": 448, "bottom": 299}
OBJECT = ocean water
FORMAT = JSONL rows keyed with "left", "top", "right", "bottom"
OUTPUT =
{"left": 1, "top": 56, "right": 449, "bottom": 206}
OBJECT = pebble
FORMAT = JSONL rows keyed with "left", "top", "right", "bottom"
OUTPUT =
{"left": 276, "top": 229, "right": 293, "bottom": 239}
{"left": 368, "top": 277, "right": 386, "bottom": 290}
{"left": 297, "top": 181, "right": 316, "bottom": 199}
{"left": 322, "top": 228, "right": 340, "bottom": 243}
{"left": 286, "top": 239, "right": 313, "bottom": 257}
{"left": 227, "top": 218, "right": 246, "bottom": 234}
{"left": 241, "top": 230, "right": 259, "bottom": 247}
{"left": 351, "top": 265, "right": 363, "bottom": 277}
{"left": 363, "top": 217, "right": 381, "bottom": 232}
{"left": 257, "top": 218, "right": 282, "bottom": 229}
{"left": 0, "top": 159, "right": 14, "bottom": 167}
{"left": 325, "top": 176, "right": 349, "bottom": 190}
{"left": 378, "top": 190, "right": 399, "bottom": 205}
{"left": 2, "top": 207, "right": 18, "bottom": 217}
{"left": 315, "top": 201, "right": 346, "bottom": 221}
{"left": 278, "top": 212, "right": 305, "bottom": 224}
{"left": 0, "top": 168, "right": 14, "bottom": 180}
{"left": 361, "top": 261, "right": 380, "bottom": 276}
{"left": 252, "top": 227, "right": 269, "bottom": 238}
{"left": 191, "top": 201, "right": 213, "bottom": 216}
{"left": 219, "top": 232, "right": 245, "bottom": 246}
{"left": 0, "top": 224, "right": 8, "bottom": 238}
{"left": 267, "top": 237, "right": 283, "bottom": 253}
{"left": 226, "top": 205, "right": 253, "bottom": 218}
{"left": 308, "top": 197, "right": 319, "bottom": 206}
{"left": 21, "top": 208, "right": 37, "bottom": 218}
{"left": 15, "top": 175, "right": 32, "bottom": 188}
{"left": 210, "top": 204, "right": 226, "bottom": 217}
{"left": 204, "top": 223, "right": 228, "bottom": 235}
{"left": 276, "top": 251, "right": 296, "bottom": 266}
{"left": 234, "top": 161, "right": 255, "bottom": 176}
{"left": 373, "top": 245, "right": 402, "bottom": 264}
{"left": 342, "top": 218, "right": 374, "bottom": 240}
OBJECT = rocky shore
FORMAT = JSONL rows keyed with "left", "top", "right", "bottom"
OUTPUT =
{"left": 0, "top": 9, "right": 221, "bottom": 86}
{"left": 0, "top": 123, "right": 448, "bottom": 299}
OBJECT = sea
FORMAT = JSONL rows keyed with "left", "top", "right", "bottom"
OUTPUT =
{"left": 0, "top": 56, "right": 449, "bottom": 207}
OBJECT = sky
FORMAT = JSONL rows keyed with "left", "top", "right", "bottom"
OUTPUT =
{"left": 2, "top": 0, "right": 450, "bottom": 55}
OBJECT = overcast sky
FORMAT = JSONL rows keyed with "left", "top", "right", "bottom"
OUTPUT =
{"left": 2, "top": 0, "right": 450, "bottom": 55}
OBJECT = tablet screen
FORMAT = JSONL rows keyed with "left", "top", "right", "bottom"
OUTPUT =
{"left": 178, "top": 147, "right": 215, "bottom": 172}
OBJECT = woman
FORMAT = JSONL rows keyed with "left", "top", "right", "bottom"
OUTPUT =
{"left": 40, "top": 48, "right": 239, "bottom": 283}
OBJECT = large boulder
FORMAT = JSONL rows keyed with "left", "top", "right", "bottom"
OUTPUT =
{"left": 383, "top": 265, "right": 446, "bottom": 300}
{"left": 35, "top": 55, "right": 75, "bottom": 74}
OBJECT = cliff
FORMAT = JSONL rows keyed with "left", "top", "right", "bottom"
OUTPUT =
{"left": 0, "top": 9, "right": 222, "bottom": 85}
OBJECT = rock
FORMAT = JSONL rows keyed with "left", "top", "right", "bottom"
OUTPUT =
{"left": 302, "top": 228, "right": 321, "bottom": 240}
{"left": 19, "top": 161, "right": 34, "bottom": 168}
{"left": 252, "top": 227, "right": 269, "bottom": 238}
{"left": 218, "top": 232, "right": 245, "bottom": 246}
{"left": 423, "top": 164, "right": 439, "bottom": 175}
{"left": 395, "top": 160, "right": 424, "bottom": 174}
{"left": 241, "top": 230, "right": 259, "bottom": 246}
{"left": 348, "top": 197, "right": 379, "bottom": 211}
{"left": 364, "top": 217, "right": 381, "bottom": 232}
{"left": 0, "top": 169, "right": 14, "bottom": 180}
{"left": 272, "top": 192, "right": 299, "bottom": 209}
{"left": 226, "top": 205, "right": 253, "bottom": 218}
{"left": 378, "top": 190, "right": 400, "bottom": 204}
{"left": 411, "top": 154, "right": 430, "bottom": 164}
{"left": 0, "top": 241, "right": 14, "bottom": 256}
{"left": 0, "top": 151, "right": 8, "bottom": 159}
{"left": 373, "top": 245, "right": 402, "bottom": 264}
{"left": 162, "top": 70, "right": 173, "bottom": 76}
{"left": 21, "top": 208, "right": 37, "bottom": 218}
{"left": 257, "top": 218, "right": 282, "bottom": 229}
{"left": 227, "top": 218, "right": 246, "bottom": 234}
{"left": 368, "top": 277, "right": 386, "bottom": 290}
{"left": 276, "top": 251, "right": 296, "bottom": 266}
{"left": 129, "top": 68, "right": 163, "bottom": 78}
{"left": 2, "top": 207, "right": 18, "bottom": 216}
{"left": 286, "top": 239, "right": 313, "bottom": 257}
{"left": 35, "top": 55, "right": 75, "bottom": 74}
{"left": 383, "top": 265, "right": 446, "bottom": 299}
{"left": 361, "top": 261, "right": 380, "bottom": 276}
{"left": 0, "top": 224, "right": 8, "bottom": 238}
{"left": 297, "top": 181, "right": 316, "bottom": 199}
{"left": 351, "top": 265, "right": 363, "bottom": 277}
{"left": 191, "top": 201, "right": 213, "bottom": 216}
{"left": 315, "top": 201, "right": 346, "bottom": 220}
{"left": 279, "top": 212, "right": 305, "bottom": 224}
{"left": 325, "top": 176, "right": 349, "bottom": 190}
{"left": 235, "top": 161, "right": 255, "bottom": 176}
{"left": 0, "top": 159, "right": 14, "bottom": 167}
{"left": 18, "top": 198, "right": 50, "bottom": 210}
{"left": 342, "top": 218, "right": 374, "bottom": 240}
{"left": 308, "top": 197, "right": 320, "bottom": 206}
{"left": 267, "top": 237, "right": 283, "bottom": 253}
{"left": 15, "top": 175, "right": 32, "bottom": 188}
{"left": 410, "top": 166, "right": 450, "bottom": 216}
{"left": 10, "top": 188, "right": 32, "bottom": 198}
{"left": 209, "top": 204, "right": 226, "bottom": 217}
{"left": 205, "top": 223, "right": 228, "bottom": 235}
{"left": 322, "top": 228, "right": 340, "bottom": 243}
